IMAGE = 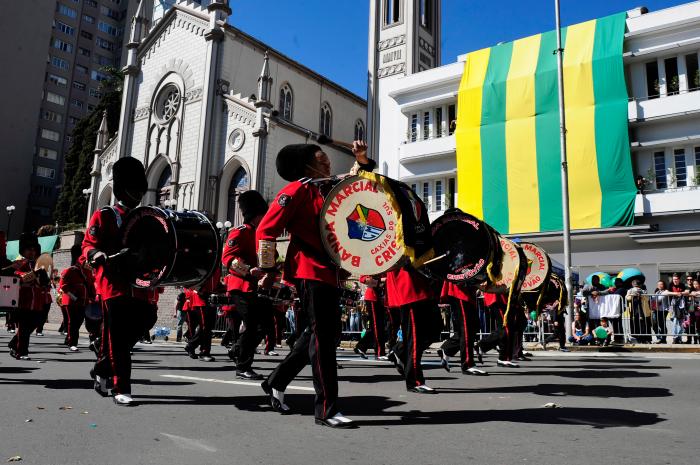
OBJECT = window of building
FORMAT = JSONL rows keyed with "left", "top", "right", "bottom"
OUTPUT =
{"left": 52, "top": 38, "right": 73, "bottom": 53}
{"left": 98, "top": 21, "right": 120, "bottom": 36}
{"left": 87, "top": 104, "right": 96, "bottom": 112}
{"left": 354, "top": 120, "right": 365, "bottom": 142}
{"left": 95, "top": 54, "right": 113, "bottom": 66}
{"left": 435, "top": 179, "right": 443, "bottom": 211}
{"left": 422, "top": 111, "right": 430, "bottom": 140}
{"left": 410, "top": 183, "right": 418, "bottom": 194}
{"left": 674, "top": 148, "right": 687, "bottom": 187}
{"left": 42, "top": 109, "right": 63, "bottom": 123}
{"left": 686, "top": 53, "right": 700, "bottom": 91}
{"left": 47, "top": 73, "right": 67, "bottom": 87}
{"left": 73, "top": 81, "right": 86, "bottom": 91}
{"left": 70, "top": 98, "right": 84, "bottom": 109}
{"left": 95, "top": 37, "right": 114, "bottom": 51}
{"left": 91, "top": 70, "right": 108, "bottom": 82}
{"left": 33, "top": 185, "right": 54, "bottom": 198}
{"left": 83, "top": 14, "right": 95, "bottom": 24}
{"left": 68, "top": 116, "right": 80, "bottom": 125}
{"left": 76, "top": 64, "right": 88, "bottom": 75}
{"left": 434, "top": 107, "right": 443, "bottom": 137}
{"left": 38, "top": 147, "right": 58, "bottom": 160}
{"left": 384, "top": 0, "right": 400, "bottom": 26}
{"left": 89, "top": 88, "right": 102, "bottom": 98}
{"left": 654, "top": 151, "right": 667, "bottom": 189}
{"left": 100, "top": 6, "right": 121, "bottom": 20}
{"left": 319, "top": 102, "right": 332, "bottom": 137}
{"left": 78, "top": 47, "right": 91, "bottom": 57}
{"left": 36, "top": 166, "right": 56, "bottom": 179}
{"left": 420, "top": 0, "right": 433, "bottom": 32}
{"left": 41, "top": 128, "right": 60, "bottom": 142}
{"left": 278, "top": 84, "right": 293, "bottom": 120}
{"left": 447, "top": 177, "right": 455, "bottom": 209}
{"left": 51, "top": 56, "right": 70, "bottom": 70}
{"left": 448, "top": 104, "right": 456, "bottom": 135}
{"left": 46, "top": 92, "right": 65, "bottom": 106}
{"left": 65, "top": 135, "right": 74, "bottom": 144}
{"left": 410, "top": 113, "right": 418, "bottom": 142}
{"left": 645, "top": 61, "right": 659, "bottom": 99}
{"left": 55, "top": 21, "right": 75, "bottom": 36}
{"left": 80, "top": 30, "right": 93, "bottom": 40}
{"left": 422, "top": 182, "right": 431, "bottom": 209}
{"left": 665, "top": 57, "right": 680, "bottom": 95}
{"left": 57, "top": 4, "right": 77, "bottom": 18}
{"left": 86, "top": 0, "right": 97, "bottom": 7}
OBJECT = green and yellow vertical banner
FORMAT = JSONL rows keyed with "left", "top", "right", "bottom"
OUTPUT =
{"left": 456, "top": 12, "right": 636, "bottom": 234}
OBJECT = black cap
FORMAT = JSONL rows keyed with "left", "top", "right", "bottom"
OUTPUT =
{"left": 70, "top": 244, "right": 82, "bottom": 266}
{"left": 113, "top": 157, "right": 147, "bottom": 205}
{"left": 238, "top": 190, "right": 268, "bottom": 224}
{"left": 276, "top": 144, "right": 320, "bottom": 182}
{"left": 19, "top": 232, "right": 40, "bottom": 255}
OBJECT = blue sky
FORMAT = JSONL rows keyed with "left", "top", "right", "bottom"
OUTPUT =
{"left": 229, "top": 0, "right": 688, "bottom": 98}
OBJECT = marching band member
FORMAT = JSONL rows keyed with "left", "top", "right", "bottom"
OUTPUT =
{"left": 82, "top": 157, "right": 151, "bottom": 405}
{"left": 7, "top": 233, "right": 48, "bottom": 360}
{"left": 354, "top": 274, "right": 387, "bottom": 359}
{"left": 185, "top": 266, "right": 222, "bottom": 362}
{"left": 386, "top": 266, "right": 439, "bottom": 393}
{"left": 257, "top": 141, "right": 372, "bottom": 428}
{"left": 221, "top": 190, "right": 270, "bottom": 379}
{"left": 1, "top": 231, "right": 17, "bottom": 333}
{"left": 477, "top": 292, "right": 520, "bottom": 367}
{"left": 59, "top": 245, "right": 96, "bottom": 351}
{"left": 437, "top": 281, "right": 487, "bottom": 375}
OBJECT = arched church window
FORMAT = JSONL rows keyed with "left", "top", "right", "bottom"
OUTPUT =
{"left": 278, "top": 84, "right": 293, "bottom": 121}
{"left": 320, "top": 102, "right": 332, "bottom": 138}
{"left": 227, "top": 166, "right": 250, "bottom": 225}
{"left": 157, "top": 164, "right": 172, "bottom": 207}
{"left": 354, "top": 119, "right": 365, "bottom": 142}
{"left": 154, "top": 84, "right": 181, "bottom": 123}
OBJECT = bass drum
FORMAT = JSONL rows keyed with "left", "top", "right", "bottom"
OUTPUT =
{"left": 121, "top": 206, "right": 220, "bottom": 288}
{"left": 520, "top": 242, "right": 551, "bottom": 293}
{"left": 319, "top": 173, "right": 432, "bottom": 276}
{"left": 481, "top": 237, "right": 528, "bottom": 294}
{"left": 424, "top": 209, "right": 501, "bottom": 284}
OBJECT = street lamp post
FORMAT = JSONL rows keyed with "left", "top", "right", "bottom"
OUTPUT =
{"left": 5, "top": 205, "right": 16, "bottom": 238}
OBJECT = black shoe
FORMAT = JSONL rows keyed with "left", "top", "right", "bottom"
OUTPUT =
{"left": 9, "top": 348, "right": 18, "bottom": 360}
{"left": 185, "top": 346, "right": 198, "bottom": 359}
{"left": 199, "top": 355, "right": 215, "bottom": 362}
{"left": 516, "top": 355, "right": 530, "bottom": 361}
{"left": 436, "top": 348, "right": 450, "bottom": 372}
{"left": 262, "top": 380, "right": 291, "bottom": 414}
{"left": 237, "top": 370, "right": 263, "bottom": 380}
{"left": 408, "top": 384, "right": 437, "bottom": 394}
{"left": 227, "top": 348, "right": 238, "bottom": 362}
{"left": 354, "top": 347, "right": 368, "bottom": 359}
{"left": 315, "top": 413, "right": 356, "bottom": 429}
{"left": 476, "top": 345, "right": 483, "bottom": 364}
{"left": 93, "top": 375, "right": 109, "bottom": 397}
{"left": 387, "top": 351, "right": 404, "bottom": 376}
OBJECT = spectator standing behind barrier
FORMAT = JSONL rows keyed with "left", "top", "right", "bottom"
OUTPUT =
{"left": 689, "top": 279, "right": 700, "bottom": 344}
{"left": 652, "top": 281, "right": 669, "bottom": 344}
{"left": 542, "top": 300, "right": 568, "bottom": 352}
{"left": 581, "top": 275, "right": 609, "bottom": 329}
{"left": 609, "top": 278, "right": 627, "bottom": 343}
{"left": 668, "top": 273, "right": 689, "bottom": 344}
{"left": 568, "top": 311, "right": 593, "bottom": 345}
{"left": 626, "top": 280, "right": 652, "bottom": 343}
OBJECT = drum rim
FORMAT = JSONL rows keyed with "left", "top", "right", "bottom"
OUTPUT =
{"left": 122, "top": 206, "right": 176, "bottom": 288}
{"left": 176, "top": 209, "right": 221, "bottom": 289}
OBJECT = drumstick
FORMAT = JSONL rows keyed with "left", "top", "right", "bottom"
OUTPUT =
{"left": 422, "top": 253, "right": 447, "bottom": 266}
{"left": 316, "top": 134, "right": 355, "bottom": 150}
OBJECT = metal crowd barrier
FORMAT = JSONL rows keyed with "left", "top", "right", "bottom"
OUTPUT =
{"left": 621, "top": 294, "right": 699, "bottom": 344}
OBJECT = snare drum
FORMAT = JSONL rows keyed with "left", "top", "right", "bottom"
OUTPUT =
{"left": 0, "top": 276, "right": 20, "bottom": 310}
{"left": 121, "top": 206, "right": 220, "bottom": 288}
{"left": 319, "top": 172, "right": 432, "bottom": 276}
{"left": 424, "top": 209, "right": 500, "bottom": 285}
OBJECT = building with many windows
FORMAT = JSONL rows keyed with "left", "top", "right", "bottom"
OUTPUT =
{"left": 371, "top": 1, "right": 700, "bottom": 282}
{"left": 85, "top": 0, "right": 366, "bottom": 226}
{"left": 0, "top": 0, "right": 140, "bottom": 236}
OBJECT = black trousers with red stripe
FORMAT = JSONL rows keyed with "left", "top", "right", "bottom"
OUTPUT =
{"left": 440, "top": 297, "right": 479, "bottom": 370}
{"left": 393, "top": 300, "right": 438, "bottom": 389}
{"left": 8, "top": 310, "right": 43, "bottom": 357}
{"left": 266, "top": 280, "right": 340, "bottom": 420}
{"left": 386, "top": 306, "right": 401, "bottom": 349}
{"left": 93, "top": 296, "right": 152, "bottom": 395}
{"left": 64, "top": 304, "right": 86, "bottom": 347}
{"left": 231, "top": 292, "right": 273, "bottom": 371}
{"left": 187, "top": 306, "right": 216, "bottom": 355}
{"left": 355, "top": 300, "right": 387, "bottom": 357}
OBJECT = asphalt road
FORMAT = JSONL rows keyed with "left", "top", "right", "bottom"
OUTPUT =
{"left": 1, "top": 331, "right": 698, "bottom": 465}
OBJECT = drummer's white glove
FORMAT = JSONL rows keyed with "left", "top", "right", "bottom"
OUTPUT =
{"left": 258, "top": 273, "right": 275, "bottom": 291}
{"left": 88, "top": 250, "right": 107, "bottom": 267}
{"left": 229, "top": 258, "right": 251, "bottom": 277}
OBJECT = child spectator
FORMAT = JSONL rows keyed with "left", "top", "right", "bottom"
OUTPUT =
{"left": 568, "top": 312, "right": 593, "bottom": 345}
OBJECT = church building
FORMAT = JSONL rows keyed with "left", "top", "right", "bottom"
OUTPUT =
{"left": 85, "top": 0, "right": 367, "bottom": 225}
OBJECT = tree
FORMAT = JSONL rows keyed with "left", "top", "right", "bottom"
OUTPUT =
{"left": 54, "top": 67, "right": 123, "bottom": 227}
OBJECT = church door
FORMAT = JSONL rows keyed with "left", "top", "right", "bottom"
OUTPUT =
{"left": 227, "top": 167, "right": 249, "bottom": 225}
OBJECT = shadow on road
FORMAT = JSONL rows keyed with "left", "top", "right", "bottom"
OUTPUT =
{"left": 437, "top": 383, "right": 672, "bottom": 398}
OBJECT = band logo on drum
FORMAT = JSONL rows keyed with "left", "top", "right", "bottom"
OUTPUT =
{"left": 346, "top": 204, "right": 386, "bottom": 241}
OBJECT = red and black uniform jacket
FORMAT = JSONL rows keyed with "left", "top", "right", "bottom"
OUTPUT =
{"left": 440, "top": 281, "right": 475, "bottom": 304}
{"left": 257, "top": 179, "right": 338, "bottom": 286}
{"left": 386, "top": 266, "right": 433, "bottom": 308}
{"left": 189, "top": 267, "right": 222, "bottom": 308}
{"left": 12, "top": 259, "right": 47, "bottom": 311}
{"left": 360, "top": 274, "right": 384, "bottom": 302}
{"left": 222, "top": 224, "right": 257, "bottom": 294}
{"left": 59, "top": 266, "right": 96, "bottom": 307}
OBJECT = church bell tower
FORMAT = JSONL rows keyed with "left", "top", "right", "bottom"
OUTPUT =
{"left": 366, "top": 0, "right": 441, "bottom": 159}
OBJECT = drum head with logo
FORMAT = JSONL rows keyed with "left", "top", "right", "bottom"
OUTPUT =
{"left": 320, "top": 175, "right": 404, "bottom": 275}
{"left": 521, "top": 242, "right": 551, "bottom": 292}
{"left": 482, "top": 237, "right": 523, "bottom": 294}
{"left": 426, "top": 210, "right": 496, "bottom": 284}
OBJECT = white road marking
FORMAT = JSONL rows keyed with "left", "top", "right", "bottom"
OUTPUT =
{"left": 160, "top": 432, "right": 217, "bottom": 452}
{"left": 160, "top": 374, "right": 315, "bottom": 391}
